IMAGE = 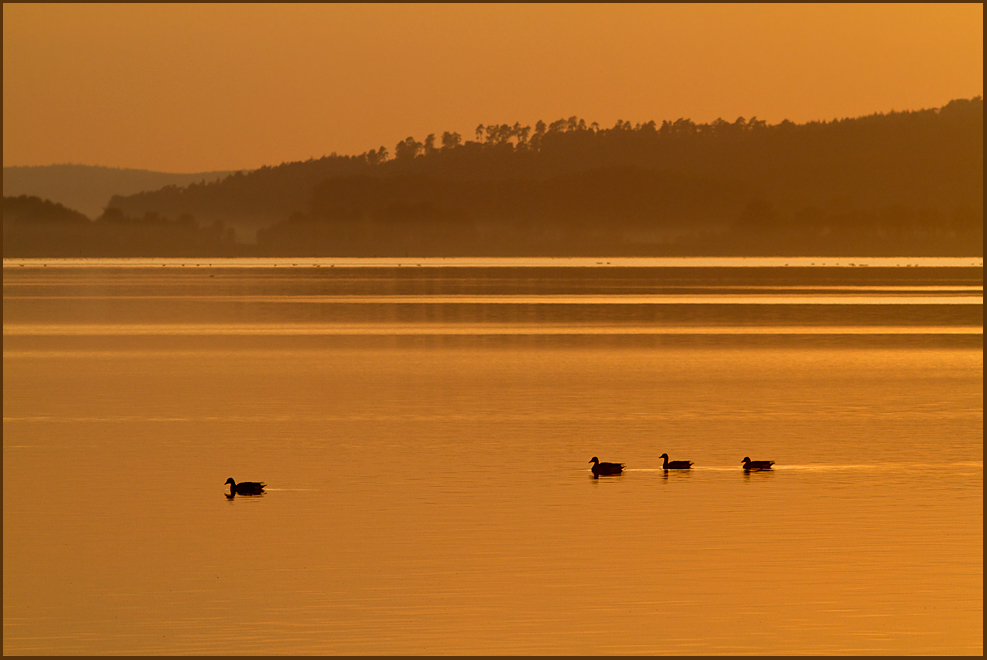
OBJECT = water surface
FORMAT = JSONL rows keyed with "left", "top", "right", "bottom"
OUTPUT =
{"left": 3, "top": 258, "right": 982, "bottom": 654}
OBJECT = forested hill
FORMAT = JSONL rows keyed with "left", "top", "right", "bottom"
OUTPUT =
{"left": 6, "top": 97, "right": 983, "bottom": 257}
{"left": 3, "top": 164, "right": 239, "bottom": 219}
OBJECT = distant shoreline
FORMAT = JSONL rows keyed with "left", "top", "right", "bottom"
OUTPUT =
{"left": 3, "top": 256, "right": 983, "bottom": 269}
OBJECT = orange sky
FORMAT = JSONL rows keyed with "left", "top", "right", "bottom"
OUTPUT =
{"left": 3, "top": 3, "right": 983, "bottom": 173}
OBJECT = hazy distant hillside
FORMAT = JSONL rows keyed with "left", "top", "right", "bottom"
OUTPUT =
{"left": 3, "top": 194, "right": 237, "bottom": 258}
{"left": 102, "top": 97, "right": 982, "bottom": 256}
{"left": 3, "top": 195, "right": 90, "bottom": 226}
{"left": 2, "top": 164, "right": 240, "bottom": 219}
{"left": 6, "top": 98, "right": 982, "bottom": 256}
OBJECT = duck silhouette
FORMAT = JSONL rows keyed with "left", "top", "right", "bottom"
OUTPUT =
{"left": 589, "top": 456, "right": 625, "bottom": 476}
{"left": 742, "top": 457, "right": 775, "bottom": 470}
{"left": 225, "top": 478, "right": 266, "bottom": 496}
{"left": 659, "top": 453, "right": 693, "bottom": 469}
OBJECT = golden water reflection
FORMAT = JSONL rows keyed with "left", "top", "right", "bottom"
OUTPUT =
{"left": 3, "top": 263, "right": 982, "bottom": 654}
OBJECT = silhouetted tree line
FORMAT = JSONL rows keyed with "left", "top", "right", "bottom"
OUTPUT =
{"left": 7, "top": 97, "right": 982, "bottom": 256}
{"left": 3, "top": 195, "right": 237, "bottom": 257}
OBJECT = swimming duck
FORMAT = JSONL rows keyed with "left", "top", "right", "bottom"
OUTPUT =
{"left": 225, "top": 478, "right": 266, "bottom": 495}
{"left": 659, "top": 453, "right": 693, "bottom": 469}
{"left": 742, "top": 457, "right": 774, "bottom": 470}
{"left": 589, "top": 457, "right": 625, "bottom": 476}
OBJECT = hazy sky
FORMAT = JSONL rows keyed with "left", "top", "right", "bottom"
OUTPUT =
{"left": 3, "top": 3, "right": 982, "bottom": 173}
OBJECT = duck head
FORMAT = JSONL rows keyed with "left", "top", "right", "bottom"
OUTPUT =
{"left": 225, "top": 478, "right": 236, "bottom": 486}
{"left": 741, "top": 457, "right": 751, "bottom": 464}
{"left": 659, "top": 453, "right": 669, "bottom": 460}
{"left": 589, "top": 457, "right": 600, "bottom": 465}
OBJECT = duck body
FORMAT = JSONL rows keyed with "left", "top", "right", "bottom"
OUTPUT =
{"left": 225, "top": 478, "right": 266, "bottom": 495}
{"left": 589, "top": 456, "right": 625, "bottom": 476}
{"left": 659, "top": 453, "right": 693, "bottom": 469}
{"left": 742, "top": 457, "right": 774, "bottom": 470}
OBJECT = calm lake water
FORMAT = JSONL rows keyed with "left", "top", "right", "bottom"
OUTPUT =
{"left": 3, "top": 257, "right": 982, "bottom": 655}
